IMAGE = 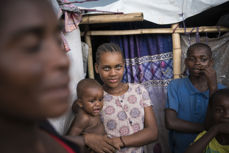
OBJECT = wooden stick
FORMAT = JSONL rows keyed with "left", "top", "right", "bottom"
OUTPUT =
{"left": 85, "top": 34, "right": 94, "bottom": 79}
{"left": 80, "top": 13, "right": 143, "bottom": 24}
{"left": 83, "top": 26, "right": 229, "bottom": 36}
{"left": 171, "top": 24, "right": 182, "bottom": 79}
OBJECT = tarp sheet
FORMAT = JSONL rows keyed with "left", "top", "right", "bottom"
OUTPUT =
{"left": 180, "top": 32, "right": 229, "bottom": 87}
{"left": 70, "top": 0, "right": 228, "bottom": 24}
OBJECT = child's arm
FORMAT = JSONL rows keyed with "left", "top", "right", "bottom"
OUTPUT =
{"left": 65, "top": 113, "right": 90, "bottom": 152}
{"left": 185, "top": 123, "right": 229, "bottom": 153}
{"left": 201, "top": 63, "right": 217, "bottom": 96}
{"left": 165, "top": 109, "right": 204, "bottom": 133}
{"left": 111, "top": 106, "right": 158, "bottom": 147}
{"left": 67, "top": 113, "right": 89, "bottom": 136}
{"left": 165, "top": 80, "right": 204, "bottom": 133}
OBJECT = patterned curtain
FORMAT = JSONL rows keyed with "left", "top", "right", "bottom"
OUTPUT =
{"left": 111, "top": 33, "right": 173, "bottom": 153}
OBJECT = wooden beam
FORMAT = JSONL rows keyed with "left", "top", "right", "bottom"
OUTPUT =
{"left": 85, "top": 34, "right": 94, "bottom": 79}
{"left": 80, "top": 13, "right": 143, "bottom": 24}
{"left": 83, "top": 26, "right": 229, "bottom": 36}
{"left": 171, "top": 24, "right": 182, "bottom": 79}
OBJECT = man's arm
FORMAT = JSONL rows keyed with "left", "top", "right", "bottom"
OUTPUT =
{"left": 67, "top": 113, "right": 89, "bottom": 136}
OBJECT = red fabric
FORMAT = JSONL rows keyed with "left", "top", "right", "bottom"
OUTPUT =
{"left": 49, "top": 134, "right": 76, "bottom": 153}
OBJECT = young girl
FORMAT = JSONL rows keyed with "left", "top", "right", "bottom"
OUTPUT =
{"left": 165, "top": 43, "right": 225, "bottom": 153}
{"left": 83, "top": 43, "right": 158, "bottom": 153}
{"left": 0, "top": 0, "right": 80, "bottom": 152}
{"left": 185, "top": 88, "right": 229, "bottom": 153}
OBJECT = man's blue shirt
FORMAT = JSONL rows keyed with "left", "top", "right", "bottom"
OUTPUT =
{"left": 166, "top": 77, "right": 225, "bottom": 153}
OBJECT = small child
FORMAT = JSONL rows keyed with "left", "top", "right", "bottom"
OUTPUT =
{"left": 185, "top": 88, "right": 229, "bottom": 153}
{"left": 165, "top": 43, "right": 225, "bottom": 153}
{"left": 67, "top": 78, "right": 106, "bottom": 152}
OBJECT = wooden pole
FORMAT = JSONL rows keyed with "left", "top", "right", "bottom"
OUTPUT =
{"left": 85, "top": 33, "right": 94, "bottom": 79}
{"left": 171, "top": 24, "right": 182, "bottom": 79}
{"left": 80, "top": 13, "right": 144, "bottom": 24}
{"left": 83, "top": 26, "right": 229, "bottom": 36}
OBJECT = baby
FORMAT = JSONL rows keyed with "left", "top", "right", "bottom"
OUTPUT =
{"left": 67, "top": 78, "right": 105, "bottom": 152}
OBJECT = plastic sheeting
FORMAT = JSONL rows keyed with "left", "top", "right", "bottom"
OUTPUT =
{"left": 49, "top": 29, "right": 85, "bottom": 134}
{"left": 180, "top": 32, "right": 229, "bottom": 87}
{"left": 72, "top": 0, "right": 228, "bottom": 24}
{"left": 48, "top": 0, "right": 85, "bottom": 135}
{"left": 81, "top": 42, "right": 89, "bottom": 77}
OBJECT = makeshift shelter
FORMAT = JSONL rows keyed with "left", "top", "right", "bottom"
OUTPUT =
{"left": 49, "top": 0, "right": 229, "bottom": 153}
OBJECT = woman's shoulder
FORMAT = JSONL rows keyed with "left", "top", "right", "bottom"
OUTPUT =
{"left": 39, "top": 120, "right": 80, "bottom": 153}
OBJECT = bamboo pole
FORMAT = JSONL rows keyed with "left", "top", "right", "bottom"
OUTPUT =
{"left": 80, "top": 13, "right": 144, "bottom": 24}
{"left": 85, "top": 33, "right": 94, "bottom": 79}
{"left": 83, "top": 26, "right": 229, "bottom": 36}
{"left": 88, "top": 28, "right": 172, "bottom": 35}
{"left": 80, "top": 26, "right": 229, "bottom": 37}
{"left": 171, "top": 24, "right": 182, "bottom": 79}
{"left": 85, "top": 26, "right": 229, "bottom": 36}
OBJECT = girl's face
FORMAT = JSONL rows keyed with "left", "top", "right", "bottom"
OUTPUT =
{"left": 212, "top": 96, "right": 229, "bottom": 125}
{"left": 185, "top": 48, "right": 213, "bottom": 77}
{"left": 95, "top": 52, "right": 125, "bottom": 89}
{"left": 0, "top": 1, "right": 70, "bottom": 120}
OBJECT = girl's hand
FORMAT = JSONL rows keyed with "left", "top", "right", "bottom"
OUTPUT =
{"left": 84, "top": 133, "right": 117, "bottom": 153}
{"left": 110, "top": 137, "right": 123, "bottom": 150}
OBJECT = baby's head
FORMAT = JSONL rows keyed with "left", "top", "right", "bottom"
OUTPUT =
{"left": 208, "top": 88, "right": 229, "bottom": 127}
{"left": 73, "top": 79, "right": 104, "bottom": 116}
{"left": 185, "top": 43, "right": 213, "bottom": 77}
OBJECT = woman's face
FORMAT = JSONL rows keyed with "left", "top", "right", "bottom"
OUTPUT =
{"left": 0, "top": 1, "right": 70, "bottom": 120}
{"left": 95, "top": 52, "right": 125, "bottom": 89}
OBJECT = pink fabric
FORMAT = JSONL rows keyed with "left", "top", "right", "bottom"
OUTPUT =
{"left": 64, "top": 12, "right": 81, "bottom": 32}
{"left": 61, "top": 32, "right": 71, "bottom": 52}
{"left": 58, "top": 0, "right": 82, "bottom": 51}
{"left": 101, "top": 83, "right": 152, "bottom": 153}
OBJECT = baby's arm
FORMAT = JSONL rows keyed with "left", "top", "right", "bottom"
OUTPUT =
{"left": 185, "top": 123, "right": 229, "bottom": 153}
{"left": 67, "top": 113, "right": 89, "bottom": 136}
{"left": 165, "top": 109, "right": 204, "bottom": 133}
{"left": 66, "top": 113, "right": 90, "bottom": 152}
{"left": 111, "top": 106, "right": 158, "bottom": 147}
